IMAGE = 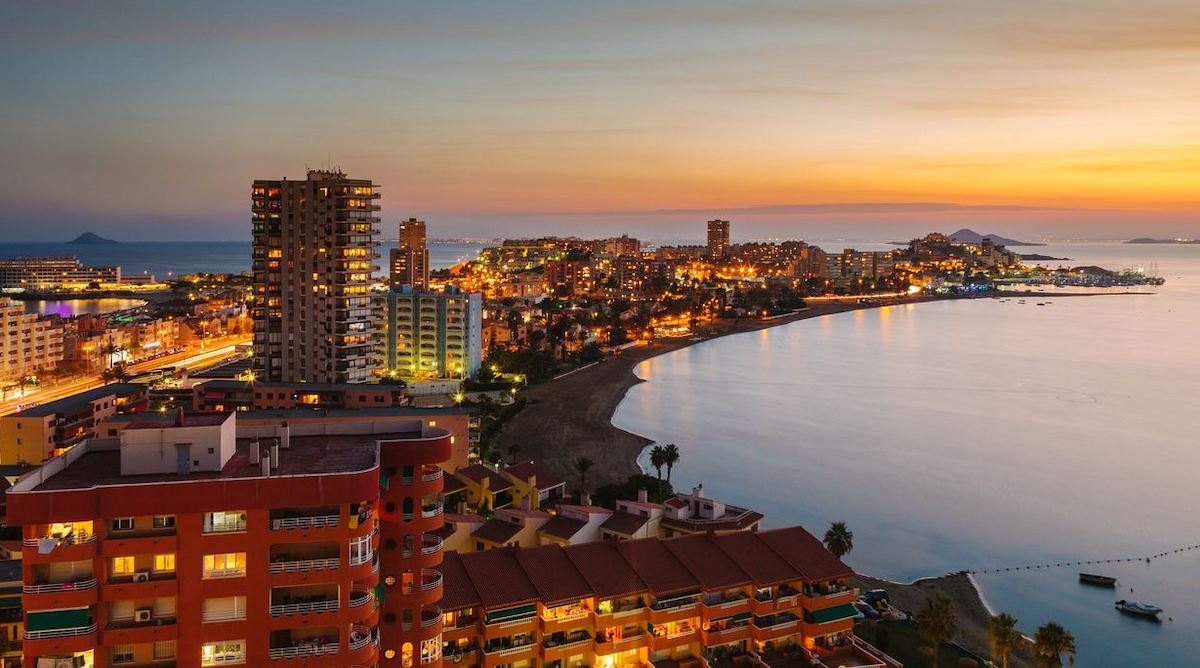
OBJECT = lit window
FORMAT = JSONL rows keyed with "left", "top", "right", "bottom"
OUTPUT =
{"left": 202, "top": 511, "right": 246, "bottom": 533}
{"left": 154, "top": 553, "right": 176, "bottom": 573}
{"left": 203, "top": 553, "right": 246, "bottom": 579}
{"left": 112, "top": 556, "right": 136, "bottom": 576}
{"left": 202, "top": 640, "right": 246, "bottom": 666}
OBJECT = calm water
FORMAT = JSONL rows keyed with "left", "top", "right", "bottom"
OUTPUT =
{"left": 614, "top": 242, "right": 1200, "bottom": 667}
{"left": 0, "top": 241, "right": 485, "bottom": 277}
{"left": 24, "top": 298, "right": 147, "bottom": 317}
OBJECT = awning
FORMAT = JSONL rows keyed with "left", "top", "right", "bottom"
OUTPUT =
{"left": 808, "top": 603, "right": 858, "bottom": 625}
{"left": 0, "top": 597, "right": 21, "bottom": 610}
{"left": 26, "top": 608, "right": 90, "bottom": 631}
{"left": 485, "top": 603, "right": 537, "bottom": 623}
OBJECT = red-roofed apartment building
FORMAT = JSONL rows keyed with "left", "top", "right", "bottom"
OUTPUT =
{"left": 435, "top": 530, "right": 899, "bottom": 668}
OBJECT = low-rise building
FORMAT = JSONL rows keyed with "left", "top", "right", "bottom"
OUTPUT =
{"left": 437, "top": 528, "right": 895, "bottom": 668}
{"left": 661, "top": 485, "right": 764, "bottom": 537}
{"left": 0, "top": 257, "right": 120, "bottom": 290}
{"left": 0, "top": 384, "right": 147, "bottom": 465}
{"left": 500, "top": 460, "right": 566, "bottom": 510}
{"left": 192, "top": 379, "right": 407, "bottom": 411}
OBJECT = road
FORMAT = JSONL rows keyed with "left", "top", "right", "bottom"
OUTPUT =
{"left": 0, "top": 335, "right": 251, "bottom": 416}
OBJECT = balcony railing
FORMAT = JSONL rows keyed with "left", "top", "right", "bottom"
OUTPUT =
{"left": 271, "top": 515, "right": 340, "bottom": 530}
{"left": 202, "top": 652, "right": 246, "bottom": 666}
{"left": 349, "top": 626, "right": 374, "bottom": 651}
{"left": 24, "top": 578, "right": 96, "bottom": 594}
{"left": 422, "top": 466, "right": 444, "bottom": 482}
{"left": 269, "top": 599, "right": 340, "bottom": 616}
{"left": 403, "top": 606, "right": 442, "bottom": 630}
{"left": 349, "top": 589, "right": 374, "bottom": 608}
{"left": 483, "top": 640, "right": 536, "bottom": 656}
{"left": 269, "top": 557, "right": 339, "bottom": 573}
{"left": 402, "top": 569, "right": 442, "bottom": 594}
{"left": 26, "top": 624, "right": 96, "bottom": 640}
{"left": 268, "top": 643, "right": 340, "bottom": 660}
{"left": 403, "top": 533, "right": 444, "bottom": 559}
{"left": 421, "top": 505, "right": 443, "bottom": 519}
{"left": 24, "top": 533, "right": 96, "bottom": 548}
{"left": 202, "top": 608, "right": 247, "bottom": 622}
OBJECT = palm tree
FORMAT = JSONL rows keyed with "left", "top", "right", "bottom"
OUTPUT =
{"left": 1032, "top": 621, "right": 1075, "bottom": 668}
{"left": 823, "top": 522, "right": 854, "bottom": 559}
{"left": 649, "top": 445, "right": 667, "bottom": 498}
{"left": 988, "top": 613, "right": 1022, "bottom": 668}
{"left": 662, "top": 443, "right": 680, "bottom": 483}
{"left": 573, "top": 457, "right": 594, "bottom": 500}
{"left": 915, "top": 593, "right": 957, "bottom": 668}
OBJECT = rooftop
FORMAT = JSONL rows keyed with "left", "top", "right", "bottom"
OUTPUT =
{"left": 455, "top": 464, "right": 513, "bottom": 492}
{"left": 14, "top": 428, "right": 429, "bottom": 493}
{"left": 443, "top": 528, "right": 851, "bottom": 611}
{"left": 600, "top": 510, "right": 651, "bottom": 536}
{"left": 503, "top": 460, "right": 565, "bottom": 490}
{"left": 472, "top": 518, "right": 524, "bottom": 545}
{"left": 11, "top": 383, "right": 143, "bottom": 417}
{"left": 539, "top": 515, "right": 587, "bottom": 540}
{"left": 198, "top": 379, "right": 406, "bottom": 393}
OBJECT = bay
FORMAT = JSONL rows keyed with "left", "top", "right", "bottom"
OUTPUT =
{"left": 613, "top": 242, "right": 1200, "bottom": 667}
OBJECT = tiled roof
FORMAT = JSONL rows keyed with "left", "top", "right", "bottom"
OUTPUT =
{"left": 455, "top": 464, "right": 513, "bottom": 492}
{"left": 539, "top": 516, "right": 587, "bottom": 540}
{"left": 757, "top": 526, "right": 853, "bottom": 581}
{"left": 503, "top": 460, "right": 565, "bottom": 490}
{"left": 662, "top": 534, "right": 752, "bottom": 590}
{"left": 472, "top": 519, "right": 523, "bottom": 545}
{"left": 441, "top": 476, "right": 467, "bottom": 494}
{"left": 515, "top": 545, "right": 593, "bottom": 605}
{"left": 15, "top": 383, "right": 143, "bottom": 417}
{"left": 458, "top": 548, "right": 540, "bottom": 608}
{"left": 660, "top": 510, "right": 764, "bottom": 533}
{"left": 600, "top": 511, "right": 650, "bottom": 536}
{"left": 439, "top": 551, "right": 483, "bottom": 611}
{"left": 616, "top": 537, "right": 701, "bottom": 596}
{"left": 710, "top": 531, "right": 800, "bottom": 586}
{"left": 563, "top": 541, "right": 647, "bottom": 599}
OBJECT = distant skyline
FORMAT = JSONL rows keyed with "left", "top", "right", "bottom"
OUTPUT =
{"left": 1, "top": 1, "right": 1197, "bottom": 241}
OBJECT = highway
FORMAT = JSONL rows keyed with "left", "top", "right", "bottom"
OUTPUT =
{"left": 0, "top": 335, "right": 251, "bottom": 416}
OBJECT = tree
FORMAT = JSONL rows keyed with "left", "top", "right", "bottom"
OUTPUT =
{"left": 823, "top": 521, "right": 854, "bottom": 559}
{"left": 662, "top": 443, "right": 680, "bottom": 483}
{"left": 915, "top": 593, "right": 957, "bottom": 668}
{"left": 988, "top": 613, "right": 1022, "bottom": 668}
{"left": 649, "top": 446, "right": 667, "bottom": 498}
{"left": 573, "top": 457, "right": 594, "bottom": 499}
{"left": 1032, "top": 621, "right": 1075, "bottom": 668}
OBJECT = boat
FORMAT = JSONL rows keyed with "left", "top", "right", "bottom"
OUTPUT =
{"left": 1079, "top": 573, "right": 1116, "bottom": 586}
{"left": 1115, "top": 600, "right": 1163, "bottom": 619}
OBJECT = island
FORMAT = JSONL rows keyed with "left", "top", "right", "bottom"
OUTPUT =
{"left": 1020, "top": 253, "right": 1071, "bottom": 261}
{"left": 1126, "top": 237, "right": 1199, "bottom": 245}
{"left": 67, "top": 231, "right": 119, "bottom": 244}
{"left": 947, "top": 228, "right": 1043, "bottom": 247}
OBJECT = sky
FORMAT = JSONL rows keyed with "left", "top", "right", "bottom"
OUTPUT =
{"left": 0, "top": 0, "right": 1197, "bottom": 242}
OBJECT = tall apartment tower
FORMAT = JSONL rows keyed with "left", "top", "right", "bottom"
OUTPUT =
{"left": 384, "top": 286, "right": 483, "bottom": 380}
{"left": 390, "top": 218, "right": 430, "bottom": 290}
{"left": 706, "top": 219, "right": 731, "bottom": 257}
{"left": 251, "top": 170, "right": 381, "bottom": 384}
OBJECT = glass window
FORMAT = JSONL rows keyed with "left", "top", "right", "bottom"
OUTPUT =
{"left": 154, "top": 553, "right": 176, "bottom": 573}
{"left": 112, "top": 556, "right": 136, "bottom": 576}
{"left": 154, "top": 640, "right": 176, "bottom": 660}
{"left": 112, "top": 645, "right": 135, "bottom": 664}
{"left": 153, "top": 515, "right": 176, "bottom": 529}
{"left": 203, "top": 511, "right": 246, "bottom": 533}
{"left": 350, "top": 534, "right": 373, "bottom": 566}
{"left": 202, "top": 640, "right": 246, "bottom": 666}
{"left": 111, "top": 517, "right": 134, "bottom": 532}
{"left": 203, "top": 553, "right": 246, "bottom": 579}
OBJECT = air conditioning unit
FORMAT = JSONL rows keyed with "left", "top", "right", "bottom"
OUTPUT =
{"left": 131, "top": 571, "right": 150, "bottom": 583}
{"left": 134, "top": 609, "right": 152, "bottom": 623}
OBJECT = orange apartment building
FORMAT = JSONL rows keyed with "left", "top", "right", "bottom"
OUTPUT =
{"left": 6, "top": 411, "right": 452, "bottom": 668}
{"left": 437, "top": 529, "right": 899, "bottom": 668}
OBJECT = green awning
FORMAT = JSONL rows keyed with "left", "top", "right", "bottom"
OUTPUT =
{"left": 0, "top": 597, "right": 21, "bottom": 610}
{"left": 375, "top": 584, "right": 386, "bottom": 605}
{"left": 379, "top": 472, "right": 391, "bottom": 490}
{"left": 808, "top": 603, "right": 858, "bottom": 624}
{"left": 27, "top": 608, "right": 90, "bottom": 631}
{"left": 714, "top": 611, "right": 753, "bottom": 623}
{"left": 485, "top": 603, "right": 537, "bottom": 623}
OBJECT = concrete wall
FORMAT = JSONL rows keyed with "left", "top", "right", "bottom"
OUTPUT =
{"left": 119, "top": 415, "right": 234, "bottom": 476}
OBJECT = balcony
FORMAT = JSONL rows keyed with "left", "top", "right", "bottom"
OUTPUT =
{"left": 26, "top": 623, "right": 97, "bottom": 640}
{"left": 271, "top": 509, "right": 341, "bottom": 531}
{"left": 25, "top": 608, "right": 96, "bottom": 641}
{"left": 270, "top": 557, "right": 340, "bottom": 574}
{"left": 403, "top": 533, "right": 444, "bottom": 559}
{"left": 402, "top": 605, "right": 442, "bottom": 631}
{"left": 24, "top": 578, "right": 96, "bottom": 595}
{"left": 401, "top": 569, "right": 443, "bottom": 595}
{"left": 421, "top": 503, "right": 443, "bottom": 519}
{"left": 270, "top": 598, "right": 340, "bottom": 617}
{"left": 349, "top": 588, "right": 375, "bottom": 609}
{"left": 268, "top": 641, "right": 340, "bottom": 660}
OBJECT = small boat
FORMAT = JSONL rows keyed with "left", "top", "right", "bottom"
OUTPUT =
{"left": 1079, "top": 573, "right": 1116, "bottom": 586}
{"left": 1115, "top": 600, "right": 1163, "bottom": 619}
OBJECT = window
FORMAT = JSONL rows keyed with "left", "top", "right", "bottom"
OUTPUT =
{"left": 112, "top": 645, "right": 135, "bottom": 664}
{"left": 154, "top": 553, "right": 176, "bottom": 573}
{"left": 350, "top": 534, "right": 373, "bottom": 566}
{"left": 112, "top": 556, "right": 136, "bottom": 576}
{"left": 111, "top": 517, "right": 134, "bottom": 532}
{"left": 202, "top": 640, "right": 246, "bottom": 666}
{"left": 421, "top": 637, "right": 441, "bottom": 664}
{"left": 153, "top": 515, "right": 175, "bottom": 530}
{"left": 203, "top": 510, "right": 246, "bottom": 533}
{"left": 202, "top": 596, "right": 247, "bottom": 622}
{"left": 203, "top": 553, "right": 246, "bottom": 579}
{"left": 154, "top": 640, "right": 177, "bottom": 660}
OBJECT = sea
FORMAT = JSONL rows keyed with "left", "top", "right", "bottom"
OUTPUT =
{"left": 613, "top": 241, "right": 1200, "bottom": 667}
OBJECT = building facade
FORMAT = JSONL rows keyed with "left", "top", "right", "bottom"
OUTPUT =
{"left": 0, "top": 257, "right": 120, "bottom": 290}
{"left": 1, "top": 383, "right": 147, "bottom": 465}
{"left": 391, "top": 218, "right": 431, "bottom": 291}
{"left": 0, "top": 297, "right": 64, "bottom": 383}
{"left": 384, "top": 286, "right": 483, "bottom": 380}
{"left": 251, "top": 170, "right": 381, "bottom": 384}
{"left": 7, "top": 413, "right": 453, "bottom": 668}
{"left": 706, "top": 220, "right": 731, "bottom": 258}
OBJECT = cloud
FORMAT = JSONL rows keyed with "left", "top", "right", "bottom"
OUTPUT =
{"left": 560, "top": 202, "right": 1088, "bottom": 217}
